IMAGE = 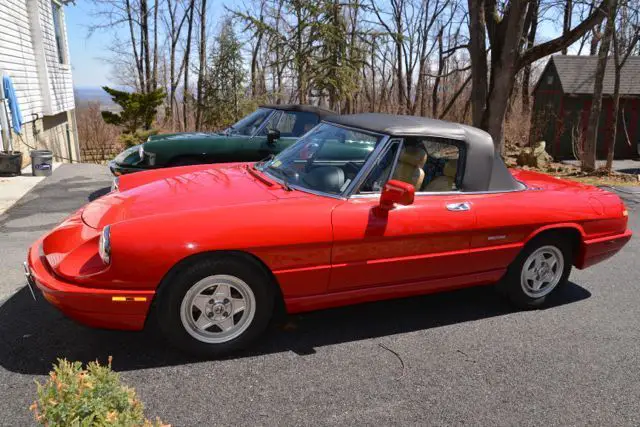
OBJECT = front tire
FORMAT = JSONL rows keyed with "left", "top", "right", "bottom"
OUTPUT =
{"left": 501, "top": 235, "right": 572, "bottom": 309}
{"left": 156, "top": 256, "right": 274, "bottom": 356}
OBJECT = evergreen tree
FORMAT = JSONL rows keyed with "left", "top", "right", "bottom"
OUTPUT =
{"left": 202, "top": 20, "right": 248, "bottom": 129}
{"left": 101, "top": 86, "right": 165, "bottom": 147}
{"left": 314, "top": 0, "right": 364, "bottom": 111}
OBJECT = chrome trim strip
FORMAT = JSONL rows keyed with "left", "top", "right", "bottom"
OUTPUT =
{"left": 351, "top": 138, "right": 403, "bottom": 196}
{"left": 342, "top": 135, "right": 391, "bottom": 196}
{"left": 350, "top": 186, "right": 528, "bottom": 199}
{"left": 23, "top": 262, "right": 37, "bottom": 300}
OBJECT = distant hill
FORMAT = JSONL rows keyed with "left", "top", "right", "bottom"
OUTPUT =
{"left": 74, "top": 86, "right": 113, "bottom": 105}
{"left": 74, "top": 86, "right": 121, "bottom": 112}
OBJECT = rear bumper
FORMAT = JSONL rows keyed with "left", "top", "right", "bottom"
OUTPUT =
{"left": 108, "top": 160, "right": 147, "bottom": 176}
{"left": 26, "top": 242, "right": 154, "bottom": 331}
{"left": 576, "top": 229, "right": 633, "bottom": 269}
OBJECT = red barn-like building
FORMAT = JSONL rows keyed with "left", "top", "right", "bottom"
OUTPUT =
{"left": 530, "top": 55, "right": 640, "bottom": 160}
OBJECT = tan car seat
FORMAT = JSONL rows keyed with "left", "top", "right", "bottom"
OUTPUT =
{"left": 423, "top": 159, "right": 458, "bottom": 191}
{"left": 392, "top": 145, "right": 428, "bottom": 190}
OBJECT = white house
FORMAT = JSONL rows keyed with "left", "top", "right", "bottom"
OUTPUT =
{"left": 0, "top": 0, "right": 79, "bottom": 164}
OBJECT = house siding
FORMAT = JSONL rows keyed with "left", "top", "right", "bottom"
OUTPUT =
{"left": 1, "top": 0, "right": 80, "bottom": 164}
{"left": 37, "top": 0, "right": 74, "bottom": 115}
{"left": 0, "top": 0, "right": 74, "bottom": 121}
{"left": 0, "top": 0, "right": 44, "bottom": 121}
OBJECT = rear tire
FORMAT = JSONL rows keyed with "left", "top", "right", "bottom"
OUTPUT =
{"left": 500, "top": 235, "right": 573, "bottom": 309}
{"left": 156, "top": 256, "right": 274, "bottom": 356}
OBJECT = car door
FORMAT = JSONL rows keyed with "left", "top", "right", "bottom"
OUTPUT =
{"left": 330, "top": 195, "right": 476, "bottom": 291}
{"left": 329, "top": 138, "right": 476, "bottom": 292}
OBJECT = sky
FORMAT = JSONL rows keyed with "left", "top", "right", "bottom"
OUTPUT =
{"left": 65, "top": 0, "right": 231, "bottom": 87}
{"left": 65, "top": 1, "right": 566, "bottom": 89}
{"left": 64, "top": 2, "right": 125, "bottom": 87}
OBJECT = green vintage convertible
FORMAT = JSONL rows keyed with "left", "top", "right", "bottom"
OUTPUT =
{"left": 108, "top": 104, "right": 335, "bottom": 176}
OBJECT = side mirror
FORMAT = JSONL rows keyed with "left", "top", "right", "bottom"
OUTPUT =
{"left": 267, "top": 129, "right": 281, "bottom": 145}
{"left": 379, "top": 180, "right": 415, "bottom": 210}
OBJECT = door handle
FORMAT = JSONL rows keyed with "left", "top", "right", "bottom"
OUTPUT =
{"left": 446, "top": 202, "right": 471, "bottom": 211}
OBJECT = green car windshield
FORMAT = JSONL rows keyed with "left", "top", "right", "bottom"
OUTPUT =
{"left": 227, "top": 108, "right": 273, "bottom": 136}
{"left": 259, "top": 123, "right": 382, "bottom": 195}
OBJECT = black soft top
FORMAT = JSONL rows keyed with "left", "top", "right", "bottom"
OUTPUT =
{"left": 260, "top": 104, "right": 335, "bottom": 119}
{"left": 324, "top": 113, "right": 524, "bottom": 193}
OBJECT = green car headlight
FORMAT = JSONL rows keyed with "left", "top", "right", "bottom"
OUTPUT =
{"left": 146, "top": 151, "right": 156, "bottom": 166}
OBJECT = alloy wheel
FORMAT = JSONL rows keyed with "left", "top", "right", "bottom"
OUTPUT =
{"left": 520, "top": 245, "right": 564, "bottom": 299}
{"left": 180, "top": 274, "right": 256, "bottom": 344}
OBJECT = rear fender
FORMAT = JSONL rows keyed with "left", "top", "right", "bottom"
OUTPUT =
{"left": 523, "top": 223, "right": 586, "bottom": 245}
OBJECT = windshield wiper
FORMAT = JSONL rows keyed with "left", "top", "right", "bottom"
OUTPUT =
{"left": 267, "top": 165, "right": 295, "bottom": 191}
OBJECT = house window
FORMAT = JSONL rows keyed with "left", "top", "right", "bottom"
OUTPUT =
{"left": 51, "top": 1, "right": 66, "bottom": 64}
{"left": 546, "top": 75, "right": 554, "bottom": 85}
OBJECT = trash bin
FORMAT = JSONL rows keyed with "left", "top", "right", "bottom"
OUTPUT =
{"left": 0, "top": 151, "right": 23, "bottom": 176}
{"left": 30, "top": 150, "right": 53, "bottom": 177}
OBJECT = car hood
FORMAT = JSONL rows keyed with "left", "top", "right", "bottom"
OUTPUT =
{"left": 147, "top": 132, "right": 225, "bottom": 144}
{"left": 81, "top": 164, "right": 279, "bottom": 229}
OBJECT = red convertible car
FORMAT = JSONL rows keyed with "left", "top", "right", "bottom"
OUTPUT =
{"left": 25, "top": 114, "right": 631, "bottom": 355}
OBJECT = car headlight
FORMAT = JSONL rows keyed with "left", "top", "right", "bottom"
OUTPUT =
{"left": 147, "top": 151, "right": 156, "bottom": 166}
{"left": 111, "top": 177, "right": 119, "bottom": 192}
{"left": 98, "top": 225, "right": 111, "bottom": 265}
{"left": 138, "top": 145, "right": 145, "bottom": 161}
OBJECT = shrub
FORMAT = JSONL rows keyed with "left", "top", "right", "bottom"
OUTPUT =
{"left": 77, "top": 102, "right": 122, "bottom": 164}
{"left": 119, "top": 129, "right": 159, "bottom": 149}
{"left": 30, "top": 357, "right": 167, "bottom": 426}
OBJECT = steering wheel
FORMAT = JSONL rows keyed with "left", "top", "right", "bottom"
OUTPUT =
{"left": 303, "top": 142, "right": 321, "bottom": 172}
{"left": 343, "top": 161, "right": 360, "bottom": 175}
{"left": 280, "top": 168, "right": 300, "bottom": 184}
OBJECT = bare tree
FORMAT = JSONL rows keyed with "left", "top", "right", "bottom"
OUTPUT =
{"left": 606, "top": 0, "right": 640, "bottom": 170}
{"left": 90, "top": 0, "right": 160, "bottom": 93}
{"left": 583, "top": 0, "right": 618, "bottom": 171}
{"left": 562, "top": 0, "right": 573, "bottom": 54}
{"left": 163, "top": 0, "right": 191, "bottom": 129}
{"left": 467, "top": 0, "right": 607, "bottom": 153}
{"left": 521, "top": 0, "right": 539, "bottom": 113}
{"left": 182, "top": 0, "right": 196, "bottom": 130}
{"left": 195, "top": 0, "right": 208, "bottom": 130}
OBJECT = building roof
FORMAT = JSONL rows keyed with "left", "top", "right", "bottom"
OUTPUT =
{"left": 260, "top": 104, "right": 335, "bottom": 118}
{"left": 546, "top": 55, "right": 640, "bottom": 95}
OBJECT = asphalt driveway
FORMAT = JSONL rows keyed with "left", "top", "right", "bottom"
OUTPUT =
{"left": 1, "top": 164, "right": 639, "bottom": 426}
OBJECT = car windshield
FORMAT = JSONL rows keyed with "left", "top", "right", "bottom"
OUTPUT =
{"left": 227, "top": 108, "right": 273, "bottom": 136}
{"left": 258, "top": 123, "right": 383, "bottom": 195}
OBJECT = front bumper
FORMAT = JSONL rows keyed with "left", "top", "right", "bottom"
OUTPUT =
{"left": 26, "top": 241, "right": 155, "bottom": 331}
{"left": 576, "top": 229, "right": 633, "bottom": 269}
{"left": 108, "top": 160, "right": 148, "bottom": 176}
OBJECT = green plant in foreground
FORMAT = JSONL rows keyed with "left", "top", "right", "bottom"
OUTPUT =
{"left": 30, "top": 357, "right": 167, "bottom": 426}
